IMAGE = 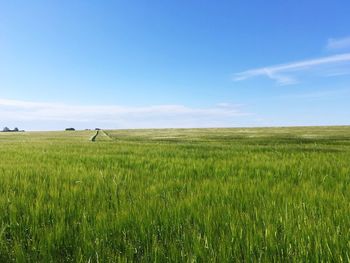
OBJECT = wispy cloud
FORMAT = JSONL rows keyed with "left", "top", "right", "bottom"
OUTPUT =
{"left": 233, "top": 53, "right": 350, "bottom": 85}
{"left": 327, "top": 37, "right": 350, "bottom": 50}
{"left": 0, "top": 98, "right": 248, "bottom": 130}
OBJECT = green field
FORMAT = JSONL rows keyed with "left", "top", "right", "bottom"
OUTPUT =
{"left": 0, "top": 126, "right": 350, "bottom": 262}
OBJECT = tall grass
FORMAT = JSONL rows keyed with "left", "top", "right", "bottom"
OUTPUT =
{"left": 0, "top": 126, "right": 349, "bottom": 262}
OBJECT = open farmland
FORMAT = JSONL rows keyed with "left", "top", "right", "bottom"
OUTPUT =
{"left": 0, "top": 126, "right": 350, "bottom": 262}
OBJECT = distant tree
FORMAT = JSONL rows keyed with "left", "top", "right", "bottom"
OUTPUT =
{"left": 13, "top": 127, "right": 19, "bottom": 132}
{"left": 65, "top": 128, "right": 75, "bottom": 131}
{"left": 3, "top": 127, "right": 10, "bottom": 132}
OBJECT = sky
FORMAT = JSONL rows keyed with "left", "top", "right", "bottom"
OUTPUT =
{"left": 0, "top": 0, "right": 349, "bottom": 131}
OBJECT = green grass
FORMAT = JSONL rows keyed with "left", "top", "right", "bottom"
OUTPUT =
{"left": 0, "top": 126, "right": 350, "bottom": 262}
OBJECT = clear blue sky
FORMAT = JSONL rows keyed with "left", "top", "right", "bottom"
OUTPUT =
{"left": 0, "top": 0, "right": 349, "bottom": 130}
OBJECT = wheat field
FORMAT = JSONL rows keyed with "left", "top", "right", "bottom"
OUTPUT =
{"left": 0, "top": 126, "right": 349, "bottom": 262}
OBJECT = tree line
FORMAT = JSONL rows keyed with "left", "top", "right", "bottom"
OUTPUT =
{"left": 2, "top": 127, "right": 24, "bottom": 132}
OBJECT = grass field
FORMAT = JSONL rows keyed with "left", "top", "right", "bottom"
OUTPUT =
{"left": 0, "top": 126, "right": 349, "bottom": 262}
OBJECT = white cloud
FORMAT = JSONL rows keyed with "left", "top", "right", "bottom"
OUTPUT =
{"left": 233, "top": 53, "right": 350, "bottom": 85}
{"left": 0, "top": 98, "right": 248, "bottom": 130}
{"left": 327, "top": 37, "right": 350, "bottom": 50}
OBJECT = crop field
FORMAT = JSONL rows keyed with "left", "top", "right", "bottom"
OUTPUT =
{"left": 0, "top": 126, "right": 349, "bottom": 262}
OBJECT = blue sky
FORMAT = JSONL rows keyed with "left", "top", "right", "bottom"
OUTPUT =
{"left": 0, "top": 0, "right": 349, "bottom": 130}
